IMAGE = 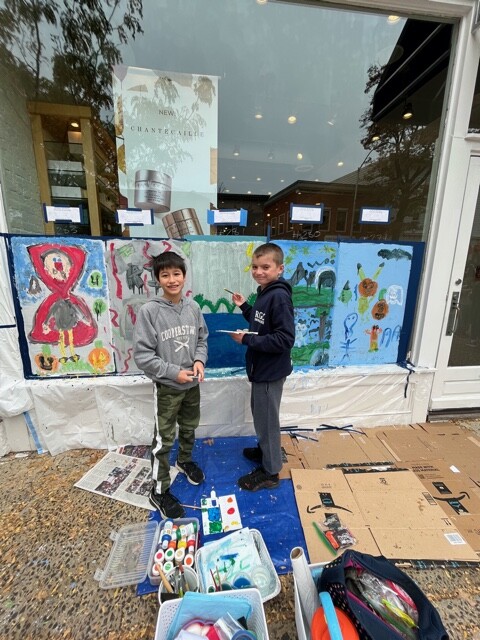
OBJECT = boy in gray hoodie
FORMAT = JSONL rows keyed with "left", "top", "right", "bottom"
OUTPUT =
{"left": 133, "top": 251, "right": 208, "bottom": 518}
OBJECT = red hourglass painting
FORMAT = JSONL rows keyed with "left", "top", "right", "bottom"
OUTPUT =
{"left": 28, "top": 243, "right": 97, "bottom": 363}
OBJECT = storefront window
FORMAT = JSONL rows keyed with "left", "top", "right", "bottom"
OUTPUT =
{"left": 0, "top": 1, "right": 454, "bottom": 242}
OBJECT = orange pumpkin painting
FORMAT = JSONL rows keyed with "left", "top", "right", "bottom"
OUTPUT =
{"left": 34, "top": 345, "right": 59, "bottom": 374}
{"left": 88, "top": 340, "right": 111, "bottom": 372}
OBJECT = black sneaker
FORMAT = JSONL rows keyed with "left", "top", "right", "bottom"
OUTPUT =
{"left": 149, "top": 488, "right": 185, "bottom": 519}
{"left": 243, "top": 445, "right": 263, "bottom": 463}
{"left": 175, "top": 460, "right": 205, "bottom": 485}
{"left": 238, "top": 467, "right": 280, "bottom": 492}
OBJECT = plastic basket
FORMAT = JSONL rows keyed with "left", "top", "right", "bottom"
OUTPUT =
{"left": 195, "top": 528, "right": 281, "bottom": 603}
{"left": 154, "top": 588, "right": 269, "bottom": 640}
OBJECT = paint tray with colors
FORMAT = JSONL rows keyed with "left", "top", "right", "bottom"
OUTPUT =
{"left": 195, "top": 527, "right": 281, "bottom": 603}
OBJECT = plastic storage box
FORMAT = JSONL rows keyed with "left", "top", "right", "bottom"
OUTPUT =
{"left": 195, "top": 528, "right": 281, "bottom": 603}
{"left": 148, "top": 517, "right": 200, "bottom": 586}
{"left": 95, "top": 518, "right": 201, "bottom": 590}
{"left": 154, "top": 588, "right": 269, "bottom": 640}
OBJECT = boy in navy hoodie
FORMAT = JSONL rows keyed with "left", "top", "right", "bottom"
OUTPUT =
{"left": 229, "top": 242, "right": 295, "bottom": 491}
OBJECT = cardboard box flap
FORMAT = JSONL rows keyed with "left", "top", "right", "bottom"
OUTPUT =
{"left": 352, "top": 431, "right": 396, "bottom": 463}
{"left": 296, "top": 431, "right": 370, "bottom": 468}
{"left": 450, "top": 515, "right": 480, "bottom": 552}
{"left": 420, "top": 480, "right": 480, "bottom": 516}
{"left": 376, "top": 430, "right": 432, "bottom": 462}
{"left": 353, "top": 489, "right": 449, "bottom": 529}
{"left": 370, "top": 528, "right": 479, "bottom": 562}
{"left": 344, "top": 469, "right": 427, "bottom": 493}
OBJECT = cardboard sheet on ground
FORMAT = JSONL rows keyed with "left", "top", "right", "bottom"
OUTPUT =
{"left": 415, "top": 424, "right": 480, "bottom": 486}
{"left": 291, "top": 468, "right": 479, "bottom": 564}
{"left": 136, "top": 436, "right": 307, "bottom": 596}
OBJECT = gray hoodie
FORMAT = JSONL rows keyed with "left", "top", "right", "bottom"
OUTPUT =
{"left": 133, "top": 296, "right": 208, "bottom": 390}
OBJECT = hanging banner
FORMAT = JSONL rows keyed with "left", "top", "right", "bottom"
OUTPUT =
{"left": 112, "top": 65, "right": 218, "bottom": 239}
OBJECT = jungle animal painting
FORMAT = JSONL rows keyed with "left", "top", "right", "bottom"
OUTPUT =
{"left": 277, "top": 240, "right": 337, "bottom": 366}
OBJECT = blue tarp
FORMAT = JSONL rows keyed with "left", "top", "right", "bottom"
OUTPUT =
{"left": 137, "top": 435, "right": 307, "bottom": 596}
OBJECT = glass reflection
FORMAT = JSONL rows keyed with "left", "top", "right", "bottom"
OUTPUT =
{"left": 0, "top": 0, "right": 453, "bottom": 242}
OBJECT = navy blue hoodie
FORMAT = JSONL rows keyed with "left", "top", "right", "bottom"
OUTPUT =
{"left": 240, "top": 278, "right": 295, "bottom": 383}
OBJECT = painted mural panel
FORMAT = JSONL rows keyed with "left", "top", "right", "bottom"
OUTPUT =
{"left": 10, "top": 236, "right": 114, "bottom": 377}
{"left": 277, "top": 240, "right": 337, "bottom": 367}
{"left": 7, "top": 236, "right": 420, "bottom": 377}
{"left": 329, "top": 243, "right": 413, "bottom": 365}
{"left": 189, "top": 240, "right": 262, "bottom": 369}
{"left": 105, "top": 238, "right": 190, "bottom": 373}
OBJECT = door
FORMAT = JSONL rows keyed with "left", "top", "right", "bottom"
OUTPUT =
{"left": 430, "top": 155, "right": 480, "bottom": 411}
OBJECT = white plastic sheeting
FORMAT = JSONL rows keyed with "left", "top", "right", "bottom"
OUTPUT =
{"left": 1, "top": 365, "right": 435, "bottom": 455}
{"left": 29, "top": 376, "right": 152, "bottom": 455}
{"left": 0, "top": 373, "right": 33, "bottom": 417}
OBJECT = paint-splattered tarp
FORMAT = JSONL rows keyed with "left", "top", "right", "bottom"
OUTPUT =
{"left": 136, "top": 436, "right": 306, "bottom": 596}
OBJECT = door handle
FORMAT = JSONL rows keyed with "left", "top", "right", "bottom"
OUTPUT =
{"left": 446, "top": 291, "right": 460, "bottom": 336}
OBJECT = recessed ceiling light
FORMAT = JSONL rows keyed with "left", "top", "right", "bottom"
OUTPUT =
{"left": 70, "top": 120, "right": 80, "bottom": 128}
{"left": 231, "top": 176, "right": 236, "bottom": 179}
{"left": 280, "top": 179, "right": 285, "bottom": 183}
{"left": 225, "top": 189, "right": 230, "bottom": 193}
{"left": 267, "top": 192, "right": 272, "bottom": 195}
{"left": 256, "top": 177, "right": 261, "bottom": 181}
{"left": 256, "top": 0, "right": 268, "bottom": 4}
{"left": 255, "top": 112, "right": 263, "bottom": 120}
{"left": 387, "top": 15, "right": 400, "bottom": 23}
{"left": 233, "top": 148, "right": 240, "bottom": 156}
{"left": 337, "top": 161, "right": 344, "bottom": 167}
{"left": 327, "top": 119, "right": 335, "bottom": 126}
{"left": 315, "top": 179, "right": 319, "bottom": 182}
{"left": 402, "top": 102, "right": 414, "bottom": 120}
{"left": 297, "top": 152, "right": 303, "bottom": 160}
{"left": 287, "top": 115, "right": 297, "bottom": 124}
{"left": 267, "top": 213, "right": 271, "bottom": 217}
{"left": 247, "top": 190, "right": 252, "bottom": 194}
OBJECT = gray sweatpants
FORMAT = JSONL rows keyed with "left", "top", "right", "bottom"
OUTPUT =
{"left": 250, "top": 377, "right": 285, "bottom": 475}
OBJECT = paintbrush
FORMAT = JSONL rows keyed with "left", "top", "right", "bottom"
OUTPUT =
{"left": 156, "top": 564, "right": 174, "bottom": 593}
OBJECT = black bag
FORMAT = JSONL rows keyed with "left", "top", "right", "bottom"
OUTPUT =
{"left": 318, "top": 550, "right": 448, "bottom": 640}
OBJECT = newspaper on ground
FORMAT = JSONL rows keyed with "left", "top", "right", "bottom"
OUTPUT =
{"left": 116, "top": 445, "right": 151, "bottom": 459}
{"left": 75, "top": 452, "right": 152, "bottom": 509}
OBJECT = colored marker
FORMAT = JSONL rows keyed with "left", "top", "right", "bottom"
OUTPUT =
{"left": 224, "top": 288, "right": 235, "bottom": 295}
{"left": 312, "top": 521, "right": 337, "bottom": 556}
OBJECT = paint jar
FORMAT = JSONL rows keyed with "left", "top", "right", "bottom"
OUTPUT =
{"left": 134, "top": 170, "right": 171, "bottom": 213}
{"left": 250, "top": 565, "right": 274, "bottom": 599}
{"left": 232, "top": 573, "right": 252, "bottom": 590}
{"left": 163, "top": 208, "right": 204, "bottom": 238}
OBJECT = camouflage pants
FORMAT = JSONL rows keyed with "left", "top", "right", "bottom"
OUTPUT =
{"left": 151, "top": 383, "right": 200, "bottom": 493}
